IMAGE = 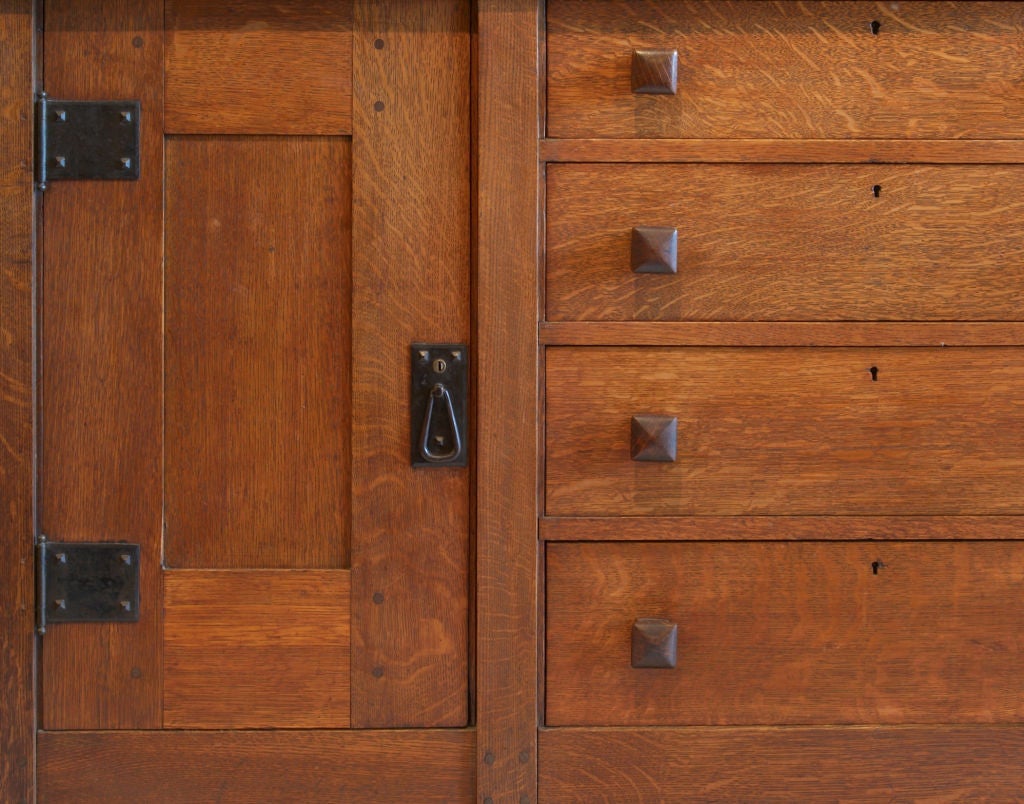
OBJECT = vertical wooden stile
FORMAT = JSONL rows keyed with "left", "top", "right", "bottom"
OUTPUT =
{"left": 351, "top": 0, "right": 472, "bottom": 727}
{"left": 476, "top": 0, "right": 542, "bottom": 800}
{"left": 40, "top": 0, "right": 163, "bottom": 729}
{"left": 0, "top": 1, "right": 36, "bottom": 799}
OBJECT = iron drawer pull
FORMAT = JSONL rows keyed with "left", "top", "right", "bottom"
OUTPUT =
{"left": 631, "top": 617, "right": 678, "bottom": 668}
{"left": 419, "top": 383, "right": 463, "bottom": 463}
{"left": 631, "top": 49, "right": 678, "bottom": 95}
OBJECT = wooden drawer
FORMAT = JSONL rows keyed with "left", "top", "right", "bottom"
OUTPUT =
{"left": 546, "top": 347, "right": 1024, "bottom": 517}
{"left": 546, "top": 541, "right": 1024, "bottom": 726}
{"left": 547, "top": 164, "right": 1024, "bottom": 322}
{"left": 547, "top": 0, "right": 1024, "bottom": 140}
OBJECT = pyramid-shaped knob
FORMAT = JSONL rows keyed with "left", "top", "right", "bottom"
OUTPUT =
{"left": 631, "top": 49, "right": 678, "bottom": 95}
{"left": 630, "top": 415, "right": 677, "bottom": 462}
{"left": 632, "top": 618, "right": 678, "bottom": 668}
{"left": 631, "top": 226, "right": 678, "bottom": 274}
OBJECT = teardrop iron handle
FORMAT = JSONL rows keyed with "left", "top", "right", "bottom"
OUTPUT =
{"left": 418, "top": 383, "right": 463, "bottom": 463}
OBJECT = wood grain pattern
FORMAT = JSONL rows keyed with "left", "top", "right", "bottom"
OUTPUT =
{"left": 163, "top": 570, "right": 350, "bottom": 728}
{"left": 548, "top": 164, "right": 1024, "bottom": 322}
{"left": 540, "top": 727, "right": 1024, "bottom": 801}
{"left": 350, "top": 0, "right": 470, "bottom": 728}
{"left": 40, "top": 0, "right": 163, "bottom": 730}
{"left": 547, "top": 541, "right": 1024, "bottom": 726}
{"left": 547, "top": 0, "right": 1024, "bottom": 139}
{"left": 0, "top": 2, "right": 34, "bottom": 799}
{"left": 165, "top": 0, "right": 352, "bottom": 135}
{"left": 39, "top": 729, "right": 473, "bottom": 802}
{"left": 541, "top": 138, "right": 1024, "bottom": 164}
{"left": 542, "top": 516, "right": 1024, "bottom": 542}
{"left": 541, "top": 321, "right": 1024, "bottom": 346}
{"left": 476, "top": 0, "right": 541, "bottom": 799}
{"left": 164, "top": 136, "right": 350, "bottom": 570}
{"left": 547, "top": 347, "right": 1024, "bottom": 517}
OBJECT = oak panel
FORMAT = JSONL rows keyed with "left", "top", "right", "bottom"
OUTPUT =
{"left": 546, "top": 347, "right": 1024, "bottom": 517}
{"left": 540, "top": 321, "right": 1024, "bottom": 347}
{"left": 476, "top": 0, "right": 543, "bottom": 799}
{"left": 547, "top": 0, "right": 1024, "bottom": 139}
{"left": 0, "top": 1, "right": 34, "bottom": 797}
{"left": 541, "top": 516, "right": 1024, "bottom": 542}
{"left": 548, "top": 164, "right": 1024, "bottom": 322}
{"left": 350, "top": 0, "right": 471, "bottom": 728}
{"left": 39, "top": 729, "right": 473, "bottom": 802}
{"left": 546, "top": 541, "right": 1024, "bottom": 726}
{"left": 541, "top": 138, "right": 1024, "bottom": 164}
{"left": 41, "top": 0, "right": 164, "bottom": 730}
{"left": 165, "top": 136, "right": 350, "bottom": 569}
{"left": 163, "top": 570, "right": 350, "bottom": 728}
{"left": 165, "top": 0, "right": 352, "bottom": 135}
{"left": 540, "top": 727, "right": 1024, "bottom": 801}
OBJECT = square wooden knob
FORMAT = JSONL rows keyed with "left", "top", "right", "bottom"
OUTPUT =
{"left": 631, "top": 415, "right": 677, "bottom": 462}
{"left": 631, "top": 49, "right": 678, "bottom": 95}
{"left": 631, "top": 226, "right": 678, "bottom": 274}
{"left": 632, "top": 618, "right": 678, "bottom": 669}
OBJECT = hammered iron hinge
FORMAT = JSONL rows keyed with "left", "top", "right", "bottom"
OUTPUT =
{"left": 37, "top": 537, "right": 141, "bottom": 634}
{"left": 36, "top": 93, "right": 141, "bottom": 190}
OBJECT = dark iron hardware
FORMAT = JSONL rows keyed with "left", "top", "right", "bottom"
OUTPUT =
{"left": 631, "top": 617, "right": 678, "bottom": 669}
{"left": 36, "top": 94, "right": 141, "bottom": 190}
{"left": 411, "top": 343, "right": 468, "bottom": 467}
{"left": 37, "top": 537, "right": 141, "bottom": 634}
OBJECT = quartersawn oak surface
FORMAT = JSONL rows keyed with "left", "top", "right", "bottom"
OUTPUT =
{"left": 163, "top": 570, "right": 350, "bottom": 729}
{"left": 540, "top": 321, "right": 1024, "bottom": 347}
{"left": 165, "top": 136, "right": 351, "bottom": 569}
{"left": 476, "top": 0, "right": 542, "bottom": 799}
{"left": 40, "top": 0, "right": 164, "bottom": 730}
{"left": 547, "top": 164, "right": 1024, "bottom": 322}
{"left": 350, "top": 0, "right": 471, "bottom": 728}
{"left": 540, "top": 727, "right": 1024, "bottom": 801}
{"left": 541, "top": 516, "right": 1024, "bottom": 542}
{"left": 547, "top": 346, "right": 1024, "bottom": 517}
{"left": 546, "top": 541, "right": 1024, "bottom": 726}
{"left": 165, "top": 0, "right": 352, "bottom": 135}
{"left": 38, "top": 730, "right": 473, "bottom": 803}
{"left": 547, "top": 0, "right": 1024, "bottom": 139}
{"left": 0, "top": 0, "right": 34, "bottom": 796}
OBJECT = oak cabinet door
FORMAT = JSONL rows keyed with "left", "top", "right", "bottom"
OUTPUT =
{"left": 37, "top": 1, "right": 472, "bottom": 798}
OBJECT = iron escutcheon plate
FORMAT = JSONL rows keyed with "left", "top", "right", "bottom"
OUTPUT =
{"left": 411, "top": 343, "right": 469, "bottom": 467}
{"left": 42, "top": 541, "right": 141, "bottom": 625}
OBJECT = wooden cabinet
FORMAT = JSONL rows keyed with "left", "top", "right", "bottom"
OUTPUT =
{"left": 4, "top": 0, "right": 1024, "bottom": 801}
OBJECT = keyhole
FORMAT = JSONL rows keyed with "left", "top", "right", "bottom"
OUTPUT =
{"left": 872, "top": 561, "right": 883, "bottom": 575}
{"left": 872, "top": 185, "right": 882, "bottom": 198}
{"left": 870, "top": 20, "right": 881, "bottom": 34}
{"left": 870, "top": 366, "right": 879, "bottom": 381}
{"left": 432, "top": 358, "right": 448, "bottom": 374}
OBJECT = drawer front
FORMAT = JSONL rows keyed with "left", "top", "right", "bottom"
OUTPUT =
{"left": 546, "top": 541, "right": 1024, "bottom": 726}
{"left": 547, "top": 164, "right": 1024, "bottom": 322}
{"left": 547, "top": 0, "right": 1024, "bottom": 140}
{"left": 546, "top": 347, "right": 1024, "bottom": 516}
